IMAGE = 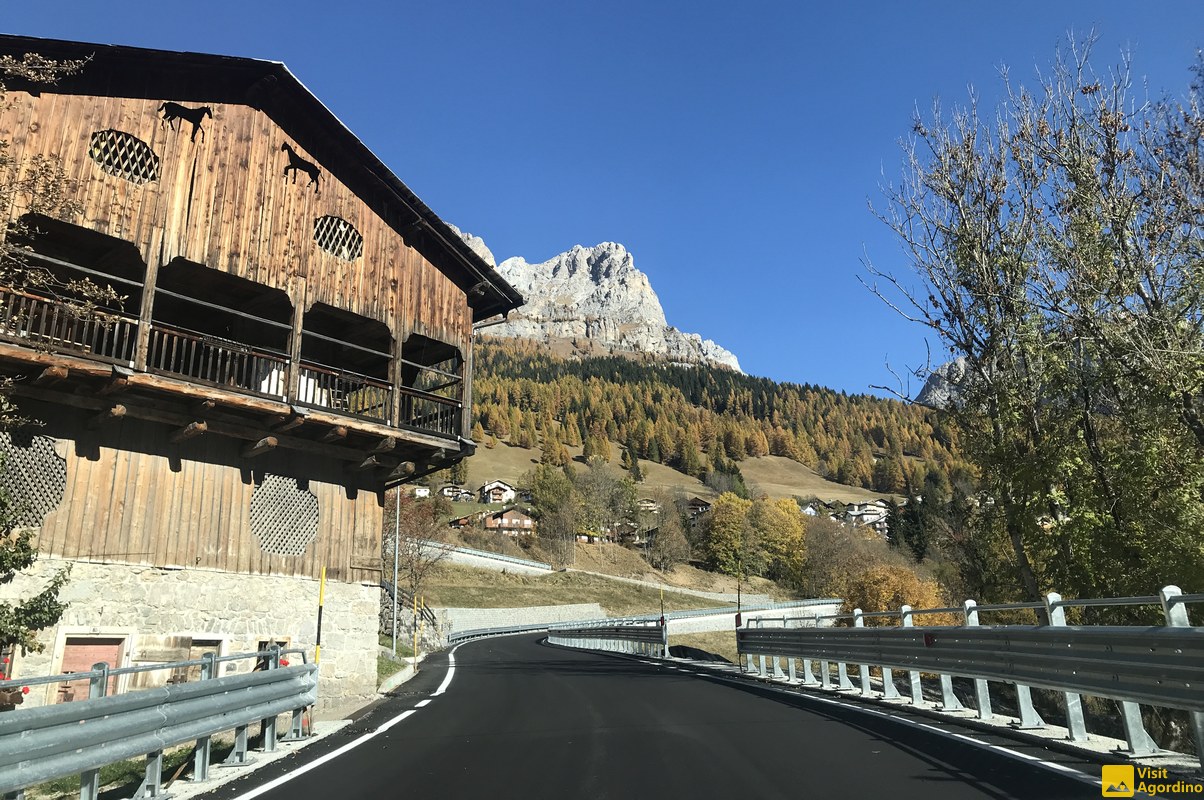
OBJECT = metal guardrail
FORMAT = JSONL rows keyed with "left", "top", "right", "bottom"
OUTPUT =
{"left": 736, "top": 585, "right": 1204, "bottom": 768}
{"left": 419, "top": 540, "right": 553, "bottom": 572}
{"left": 0, "top": 646, "right": 316, "bottom": 800}
{"left": 447, "top": 598, "right": 841, "bottom": 645}
{"left": 548, "top": 622, "right": 670, "bottom": 659}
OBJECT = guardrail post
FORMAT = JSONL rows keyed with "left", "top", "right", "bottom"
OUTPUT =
{"left": 194, "top": 653, "right": 216, "bottom": 777}
{"left": 801, "top": 657, "right": 817, "bottom": 686}
{"left": 819, "top": 660, "right": 831, "bottom": 690}
{"left": 758, "top": 655, "right": 767, "bottom": 678}
{"left": 787, "top": 657, "right": 796, "bottom": 683}
{"left": 963, "top": 600, "right": 992, "bottom": 720}
{"left": 852, "top": 609, "right": 871, "bottom": 697}
{"left": 261, "top": 646, "right": 280, "bottom": 753}
{"left": 900, "top": 607, "right": 922, "bottom": 705}
{"left": 1162, "top": 585, "right": 1204, "bottom": 768}
{"left": 662, "top": 622, "right": 670, "bottom": 660}
{"left": 1045, "top": 592, "right": 1088, "bottom": 742}
{"left": 79, "top": 662, "right": 109, "bottom": 800}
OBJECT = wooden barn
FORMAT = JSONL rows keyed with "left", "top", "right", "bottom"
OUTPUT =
{"left": 0, "top": 35, "right": 521, "bottom": 713}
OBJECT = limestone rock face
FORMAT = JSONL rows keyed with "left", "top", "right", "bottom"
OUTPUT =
{"left": 455, "top": 230, "right": 741, "bottom": 372}
{"left": 916, "top": 356, "right": 969, "bottom": 409}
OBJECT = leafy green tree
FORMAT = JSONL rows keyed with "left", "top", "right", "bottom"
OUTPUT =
{"left": 867, "top": 38, "right": 1204, "bottom": 601}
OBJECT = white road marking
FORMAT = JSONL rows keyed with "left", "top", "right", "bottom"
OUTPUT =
{"left": 230, "top": 645, "right": 463, "bottom": 799}
{"left": 432, "top": 648, "right": 458, "bottom": 696}
{"left": 415, "top": 699, "right": 431, "bottom": 707}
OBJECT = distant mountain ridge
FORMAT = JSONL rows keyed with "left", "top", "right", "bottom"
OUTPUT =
{"left": 450, "top": 225, "right": 741, "bottom": 372}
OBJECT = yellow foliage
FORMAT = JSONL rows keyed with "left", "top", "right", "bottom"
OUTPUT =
{"left": 841, "top": 565, "right": 955, "bottom": 626}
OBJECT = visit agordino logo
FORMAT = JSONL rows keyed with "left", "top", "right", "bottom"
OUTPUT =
{"left": 1102, "top": 765, "right": 1204, "bottom": 797}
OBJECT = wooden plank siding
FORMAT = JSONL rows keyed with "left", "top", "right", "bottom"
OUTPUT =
{"left": 27, "top": 402, "right": 382, "bottom": 584}
{"left": 0, "top": 91, "right": 471, "bottom": 360}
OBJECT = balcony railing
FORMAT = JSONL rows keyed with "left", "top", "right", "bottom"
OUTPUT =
{"left": 0, "top": 289, "right": 465, "bottom": 441}
{"left": 398, "top": 385, "right": 461, "bottom": 437}
{"left": 0, "top": 286, "right": 137, "bottom": 365}
{"left": 296, "top": 362, "right": 392, "bottom": 424}
{"left": 147, "top": 322, "right": 290, "bottom": 401}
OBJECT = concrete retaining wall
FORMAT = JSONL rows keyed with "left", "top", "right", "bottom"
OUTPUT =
{"left": 437, "top": 603, "right": 606, "bottom": 633}
{"left": 668, "top": 602, "right": 843, "bottom": 635}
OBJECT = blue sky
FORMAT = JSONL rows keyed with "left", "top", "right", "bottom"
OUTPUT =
{"left": 7, "top": 2, "right": 1203, "bottom": 396}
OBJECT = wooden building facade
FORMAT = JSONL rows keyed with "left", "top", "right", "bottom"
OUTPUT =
{"left": 0, "top": 35, "right": 520, "bottom": 710}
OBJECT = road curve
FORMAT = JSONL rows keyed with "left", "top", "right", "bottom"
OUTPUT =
{"left": 201, "top": 634, "right": 1106, "bottom": 800}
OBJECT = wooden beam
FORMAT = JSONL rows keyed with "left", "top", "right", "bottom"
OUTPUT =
{"left": 9, "top": 384, "right": 458, "bottom": 466}
{"left": 371, "top": 436, "right": 398, "bottom": 454}
{"left": 386, "top": 461, "right": 416, "bottom": 481}
{"left": 98, "top": 367, "right": 132, "bottom": 395}
{"left": 241, "top": 436, "right": 278, "bottom": 459}
{"left": 87, "top": 403, "right": 126, "bottom": 429}
{"left": 347, "top": 454, "right": 397, "bottom": 472}
{"left": 34, "top": 366, "right": 68, "bottom": 386}
{"left": 270, "top": 411, "right": 306, "bottom": 432}
{"left": 320, "top": 425, "right": 348, "bottom": 443}
{"left": 169, "top": 421, "right": 207, "bottom": 443}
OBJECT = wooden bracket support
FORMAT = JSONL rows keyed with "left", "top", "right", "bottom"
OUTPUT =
{"left": 88, "top": 404, "right": 126, "bottom": 429}
{"left": 371, "top": 436, "right": 398, "bottom": 454}
{"left": 34, "top": 366, "right": 68, "bottom": 386}
{"left": 98, "top": 368, "right": 132, "bottom": 395}
{"left": 241, "top": 436, "right": 278, "bottom": 459}
{"left": 320, "top": 426, "right": 348, "bottom": 443}
{"left": 170, "top": 421, "right": 208, "bottom": 443}
{"left": 347, "top": 454, "right": 397, "bottom": 472}
{"left": 270, "top": 412, "right": 305, "bottom": 433}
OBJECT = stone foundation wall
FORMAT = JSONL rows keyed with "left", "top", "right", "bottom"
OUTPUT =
{"left": 1, "top": 558, "right": 379, "bottom": 717}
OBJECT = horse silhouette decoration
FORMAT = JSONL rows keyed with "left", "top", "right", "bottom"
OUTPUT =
{"left": 281, "top": 143, "right": 321, "bottom": 194}
{"left": 158, "top": 102, "right": 212, "bottom": 142}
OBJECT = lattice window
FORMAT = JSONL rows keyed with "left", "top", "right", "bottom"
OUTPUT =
{"left": 313, "top": 215, "right": 363, "bottom": 261}
{"left": 0, "top": 431, "right": 67, "bottom": 528}
{"left": 88, "top": 130, "right": 161, "bottom": 185}
{"left": 250, "top": 473, "right": 319, "bottom": 556}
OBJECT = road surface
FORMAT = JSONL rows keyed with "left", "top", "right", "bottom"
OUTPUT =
{"left": 200, "top": 634, "right": 1113, "bottom": 800}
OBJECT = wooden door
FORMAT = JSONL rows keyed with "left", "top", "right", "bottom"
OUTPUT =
{"left": 57, "top": 636, "right": 124, "bottom": 702}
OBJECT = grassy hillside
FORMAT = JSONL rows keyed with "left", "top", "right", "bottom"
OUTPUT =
{"left": 459, "top": 439, "right": 889, "bottom": 506}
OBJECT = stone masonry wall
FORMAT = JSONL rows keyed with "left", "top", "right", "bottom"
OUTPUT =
{"left": 1, "top": 558, "right": 379, "bottom": 718}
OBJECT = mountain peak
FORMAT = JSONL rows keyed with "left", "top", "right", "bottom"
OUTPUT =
{"left": 458, "top": 230, "right": 741, "bottom": 372}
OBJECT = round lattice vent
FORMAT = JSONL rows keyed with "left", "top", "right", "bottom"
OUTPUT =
{"left": 313, "top": 215, "right": 363, "bottom": 261}
{"left": 0, "top": 431, "right": 66, "bottom": 528}
{"left": 250, "top": 473, "right": 319, "bottom": 556}
{"left": 88, "top": 130, "right": 161, "bottom": 185}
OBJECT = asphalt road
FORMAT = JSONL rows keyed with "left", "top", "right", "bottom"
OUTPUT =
{"left": 199, "top": 635, "right": 1113, "bottom": 800}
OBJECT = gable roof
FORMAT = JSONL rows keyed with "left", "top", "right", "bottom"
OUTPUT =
{"left": 0, "top": 34, "right": 523, "bottom": 322}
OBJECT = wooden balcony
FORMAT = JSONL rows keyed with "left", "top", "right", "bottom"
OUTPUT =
{"left": 0, "top": 286, "right": 462, "bottom": 446}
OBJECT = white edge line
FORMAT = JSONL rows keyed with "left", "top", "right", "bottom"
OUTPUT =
{"left": 231, "top": 644, "right": 462, "bottom": 800}
{"left": 432, "top": 647, "right": 459, "bottom": 696}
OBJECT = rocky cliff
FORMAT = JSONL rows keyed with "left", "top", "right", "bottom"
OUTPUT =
{"left": 451, "top": 226, "right": 741, "bottom": 372}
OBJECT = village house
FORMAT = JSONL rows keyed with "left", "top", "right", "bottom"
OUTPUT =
{"left": 686, "top": 496, "right": 713, "bottom": 518}
{"left": 0, "top": 36, "right": 521, "bottom": 714}
{"left": 482, "top": 507, "right": 537, "bottom": 537}
{"left": 844, "top": 500, "right": 891, "bottom": 536}
{"left": 479, "top": 479, "right": 517, "bottom": 504}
